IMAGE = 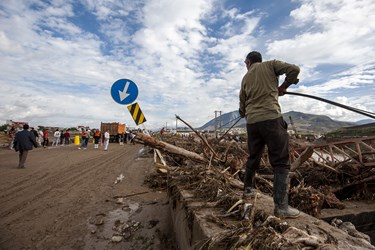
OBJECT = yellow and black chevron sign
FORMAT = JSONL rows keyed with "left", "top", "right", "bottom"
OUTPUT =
{"left": 127, "top": 102, "right": 146, "bottom": 125}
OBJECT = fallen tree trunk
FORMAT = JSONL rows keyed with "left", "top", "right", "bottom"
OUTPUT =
{"left": 136, "top": 133, "right": 208, "bottom": 164}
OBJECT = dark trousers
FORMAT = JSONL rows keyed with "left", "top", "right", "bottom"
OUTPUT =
{"left": 244, "top": 117, "right": 290, "bottom": 189}
{"left": 94, "top": 136, "right": 100, "bottom": 144}
{"left": 18, "top": 150, "right": 29, "bottom": 168}
{"left": 80, "top": 138, "right": 87, "bottom": 148}
{"left": 43, "top": 138, "right": 49, "bottom": 147}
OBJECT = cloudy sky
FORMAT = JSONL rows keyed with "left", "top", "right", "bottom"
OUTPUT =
{"left": 1, "top": 0, "right": 374, "bottom": 130}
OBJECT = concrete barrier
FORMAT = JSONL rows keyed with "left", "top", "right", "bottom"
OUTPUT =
{"left": 169, "top": 187, "right": 222, "bottom": 249}
{"left": 169, "top": 185, "right": 375, "bottom": 249}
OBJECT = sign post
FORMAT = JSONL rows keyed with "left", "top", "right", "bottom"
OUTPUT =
{"left": 111, "top": 78, "right": 147, "bottom": 126}
{"left": 110, "top": 79, "right": 163, "bottom": 164}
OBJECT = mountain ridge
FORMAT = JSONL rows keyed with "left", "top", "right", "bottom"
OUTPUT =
{"left": 198, "top": 110, "right": 373, "bottom": 134}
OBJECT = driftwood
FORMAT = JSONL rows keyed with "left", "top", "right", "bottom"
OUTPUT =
{"left": 313, "top": 160, "right": 341, "bottom": 174}
{"left": 139, "top": 134, "right": 247, "bottom": 190}
{"left": 260, "top": 146, "right": 314, "bottom": 183}
{"left": 139, "top": 132, "right": 312, "bottom": 192}
{"left": 175, "top": 115, "right": 219, "bottom": 159}
{"left": 136, "top": 133, "right": 208, "bottom": 164}
{"left": 136, "top": 133, "right": 208, "bottom": 163}
{"left": 143, "top": 129, "right": 375, "bottom": 249}
{"left": 290, "top": 146, "right": 314, "bottom": 172}
{"left": 226, "top": 175, "right": 244, "bottom": 190}
{"left": 332, "top": 175, "right": 375, "bottom": 193}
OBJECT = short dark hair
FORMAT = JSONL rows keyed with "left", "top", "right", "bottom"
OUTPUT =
{"left": 246, "top": 51, "right": 262, "bottom": 63}
{"left": 23, "top": 124, "right": 29, "bottom": 130}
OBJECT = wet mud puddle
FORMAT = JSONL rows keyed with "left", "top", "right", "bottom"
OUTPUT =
{"left": 84, "top": 201, "right": 141, "bottom": 249}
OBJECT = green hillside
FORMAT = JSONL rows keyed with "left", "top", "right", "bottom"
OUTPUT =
{"left": 199, "top": 110, "right": 361, "bottom": 135}
{"left": 325, "top": 122, "right": 375, "bottom": 139}
{"left": 282, "top": 111, "right": 354, "bottom": 134}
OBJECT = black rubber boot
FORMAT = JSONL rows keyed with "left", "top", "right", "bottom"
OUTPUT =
{"left": 243, "top": 169, "right": 257, "bottom": 198}
{"left": 273, "top": 169, "right": 300, "bottom": 218}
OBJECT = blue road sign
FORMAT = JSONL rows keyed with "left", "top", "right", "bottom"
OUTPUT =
{"left": 111, "top": 79, "right": 138, "bottom": 105}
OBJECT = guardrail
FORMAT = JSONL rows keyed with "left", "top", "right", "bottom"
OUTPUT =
{"left": 293, "top": 136, "right": 375, "bottom": 167}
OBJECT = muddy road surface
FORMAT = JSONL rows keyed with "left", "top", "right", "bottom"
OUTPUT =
{"left": 0, "top": 143, "right": 174, "bottom": 250}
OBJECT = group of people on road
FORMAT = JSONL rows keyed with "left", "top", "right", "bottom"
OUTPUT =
{"left": 76, "top": 129, "right": 136, "bottom": 151}
{"left": 9, "top": 125, "right": 137, "bottom": 168}
{"left": 78, "top": 129, "right": 110, "bottom": 151}
{"left": 9, "top": 127, "right": 72, "bottom": 149}
{"left": 8, "top": 126, "right": 56, "bottom": 149}
{"left": 11, "top": 127, "right": 136, "bottom": 152}
{"left": 51, "top": 129, "right": 71, "bottom": 147}
{"left": 9, "top": 125, "right": 137, "bottom": 152}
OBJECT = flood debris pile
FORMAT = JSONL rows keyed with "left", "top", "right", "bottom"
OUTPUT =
{"left": 143, "top": 133, "right": 373, "bottom": 216}
{"left": 202, "top": 212, "right": 342, "bottom": 250}
{"left": 136, "top": 118, "right": 374, "bottom": 249}
{"left": 288, "top": 149, "right": 375, "bottom": 216}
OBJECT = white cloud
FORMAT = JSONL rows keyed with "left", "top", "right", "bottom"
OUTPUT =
{"left": 268, "top": 0, "right": 375, "bottom": 65}
{"left": 0, "top": 0, "right": 374, "bottom": 131}
{"left": 81, "top": 0, "right": 140, "bottom": 20}
{"left": 265, "top": 0, "right": 375, "bottom": 122}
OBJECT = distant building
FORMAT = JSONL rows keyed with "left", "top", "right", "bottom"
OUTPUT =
{"left": 6, "top": 120, "right": 28, "bottom": 131}
{"left": 77, "top": 125, "right": 90, "bottom": 131}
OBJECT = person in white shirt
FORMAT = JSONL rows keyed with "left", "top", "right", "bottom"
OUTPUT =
{"left": 51, "top": 129, "right": 61, "bottom": 147}
{"left": 129, "top": 132, "right": 136, "bottom": 145}
{"left": 38, "top": 129, "right": 43, "bottom": 146}
{"left": 104, "top": 130, "right": 110, "bottom": 151}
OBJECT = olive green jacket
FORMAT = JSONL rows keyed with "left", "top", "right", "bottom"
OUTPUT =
{"left": 239, "top": 60, "right": 300, "bottom": 124}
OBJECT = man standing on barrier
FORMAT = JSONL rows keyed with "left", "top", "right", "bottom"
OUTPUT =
{"left": 239, "top": 51, "right": 300, "bottom": 218}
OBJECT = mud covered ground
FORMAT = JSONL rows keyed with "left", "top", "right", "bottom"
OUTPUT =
{"left": 0, "top": 143, "right": 176, "bottom": 250}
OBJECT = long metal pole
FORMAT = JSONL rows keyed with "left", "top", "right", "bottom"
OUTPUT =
{"left": 218, "top": 117, "right": 242, "bottom": 141}
{"left": 285, "top": 92, "right": 375, "bottom": 119}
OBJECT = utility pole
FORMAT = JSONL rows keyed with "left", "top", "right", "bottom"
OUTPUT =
{"left": 214, "top": 110, "right": 222, "bottom": 138}
{"left": 219, "top": 111, "right": 222, "bottom": 134}
{"left": 214, "top": 111, "right": 218, "bottom": 138}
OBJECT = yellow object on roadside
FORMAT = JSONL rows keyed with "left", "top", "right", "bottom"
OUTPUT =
{"left": 74, "top": 135, "right": 80, "bottom": 145}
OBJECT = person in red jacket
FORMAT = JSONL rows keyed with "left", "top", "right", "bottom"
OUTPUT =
{"left": 42, "top": 129, "right": 49, "bottom": 148}
{"left": 63, "top": 130, "right": 70, "bottom": 145}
